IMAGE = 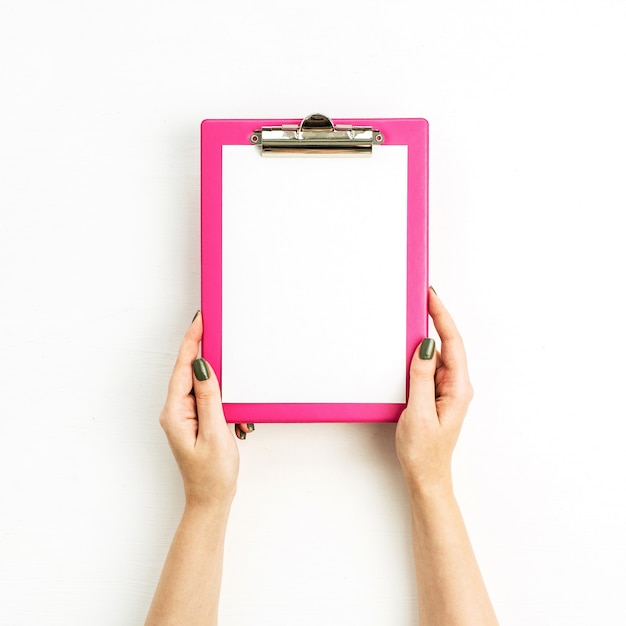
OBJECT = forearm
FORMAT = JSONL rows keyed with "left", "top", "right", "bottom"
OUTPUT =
{"left": 409, "top": 482, "right": 498, "bottom": 626}
{"left": 145, "top": 502, "right": 232, "bottom": 626}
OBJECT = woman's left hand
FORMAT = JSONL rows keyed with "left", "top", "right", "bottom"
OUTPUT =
{"left": 159, "top": 312, "right": 240, "bottom": 508}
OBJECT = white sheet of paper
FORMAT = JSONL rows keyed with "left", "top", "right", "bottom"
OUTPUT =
{"left": 221, "top": 145, "right": 408, "bottom": 403}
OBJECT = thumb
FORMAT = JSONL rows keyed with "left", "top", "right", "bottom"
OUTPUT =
{"left": 406, "top": 338, "right": 438, "bottom": 417}
{"left": 192, "top": 358, "right": 226, "bottom": 435}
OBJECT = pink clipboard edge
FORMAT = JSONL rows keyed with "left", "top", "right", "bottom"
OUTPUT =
{"left": 200, "top": 117, "right": 429, "bottom": 423}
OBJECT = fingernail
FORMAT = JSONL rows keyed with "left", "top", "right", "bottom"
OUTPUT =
{"left": 429, "top": 286, "right": 437, "bottom": 295}
{"left": 247, "top": 423, "right": 255, "bottom": 432}
{"left": 237, "top": 428, "right": 246, "bottom": 440}
{"left": 419, "top": 338, "right": 436, "bottom": 360}
{"left": 192, "top": 310, "right": 200, "bottom": 323}
{"left": 193, "top": 358, "right": 210, "bottom": 381}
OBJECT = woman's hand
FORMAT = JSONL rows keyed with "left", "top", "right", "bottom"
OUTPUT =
{"left": 396, "top": 291, "right": 499, "bottom": 625}
{"left": 159, "top": 312, "right": 239, "bottom": 508}
{"left": 396, "top": 288, "right": 474, "bottom": 494}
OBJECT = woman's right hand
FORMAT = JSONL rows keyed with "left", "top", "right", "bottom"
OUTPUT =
{"left": 396, "top": 288, "right": 474, "bottom": 494}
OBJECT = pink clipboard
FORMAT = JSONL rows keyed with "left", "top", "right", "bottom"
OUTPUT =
{"left": 201, "top": 115, "right": 428, "bottom": 423}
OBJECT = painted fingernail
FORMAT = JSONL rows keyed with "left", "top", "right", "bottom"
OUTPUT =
{"left": 429, "top": 286, "right": 437, "bottom": 295}
{"left": 192, "top": 358, "right": 210, "bottom": 381}
{"left": 247, "top": 423, "right": 255, "bottom": 432}
{"left": 419, "top": 338, "right": 436, "bottom": 360}
{"left": 192, "top": 310, "right": 200, "bottom": 323}
{"left": 237, "top": 428, "right": 246, "bottom": 440}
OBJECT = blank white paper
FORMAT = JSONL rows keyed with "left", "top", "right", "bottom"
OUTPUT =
{"left": 221, "top": 145, "right": 407, "bottom": 404}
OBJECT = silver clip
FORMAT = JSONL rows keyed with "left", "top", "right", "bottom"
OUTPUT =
{"left": 249, "top": 114, "right": 384, "bottom": 157}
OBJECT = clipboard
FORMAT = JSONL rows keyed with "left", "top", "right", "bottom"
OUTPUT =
{"left": 201, "top": 114, "right": 428, "bottom": 423}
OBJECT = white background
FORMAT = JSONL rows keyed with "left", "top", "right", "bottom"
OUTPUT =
{"left": 1, "top": 1, "right": 625, "bottom": 625}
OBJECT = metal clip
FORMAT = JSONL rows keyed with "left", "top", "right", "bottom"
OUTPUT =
{"left": 249, "top": 113, "right": 384, "bottom": 157}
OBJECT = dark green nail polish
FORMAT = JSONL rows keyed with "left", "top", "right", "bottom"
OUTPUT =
{"left": 247, "top": 423, "right": 255, "bottom": 432}
{"left": 193, "top": 358, "right": 210, "bottom": 381}
{"left": 429, "top": 286, "right": 437, "bottom": 295}
{"left": 237, "top": 429, "right": 246, "bottom": 440}
{"left": 192, "top": 310, "right": 200, "bottom": 323}
{"left": 419, "top": 338, "right": 436, "bottom": 360}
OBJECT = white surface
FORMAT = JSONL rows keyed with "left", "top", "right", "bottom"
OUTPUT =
{"left": 222, "top": 146, "right": 407, "bottom": 403}
{"left": 1, "top": 1, "right": 626, "bottom": 625}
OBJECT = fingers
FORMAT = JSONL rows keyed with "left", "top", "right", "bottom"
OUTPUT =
{"left": 427, "top": 288, "right": 473, "bottom": 409}
{"left": 168, "top": 312, "right": 203, "bottom": 398}
{"left": 192, "top": 360, "right": 256, "bottom": 442}
{"left": 428, "top": 288, "right": 468, "bottom": 371}
{"left": 406, "top": 337, "right": 438, "bottom": 417}
{"left": 192, "top": 357, "right": 226, "bottom": 438}
{"left": 428, "top": 288, "right": 461, "bottom": 342}
{"left": 235, "top": 423, "right": 255, "bottom": 440}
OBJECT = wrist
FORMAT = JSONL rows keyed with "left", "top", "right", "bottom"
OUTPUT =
{"left": 183, "top": 484, "right": 236, "bottom": 516}
{"left": 183, "top": 477, "right": 237, "bottom": 510}
{"left": 407, "top": 481, "right": 459, "bottom": 530}
{"left": 183, "top": 498, "right": 233, "bottom": 524}
{"left": 403, "top": 471, "right": 455, "bottom": 504}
